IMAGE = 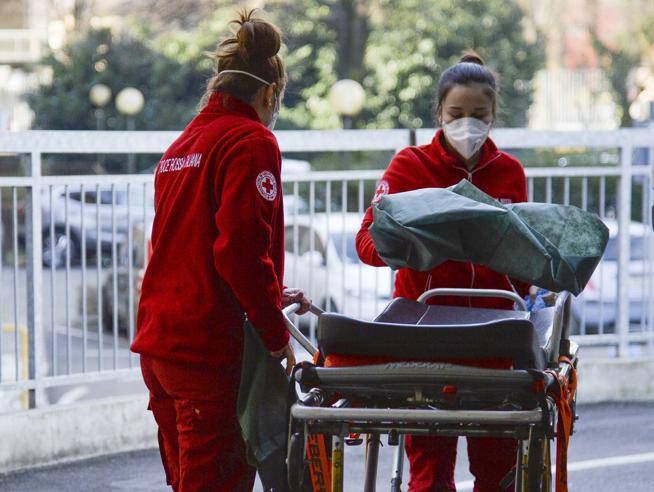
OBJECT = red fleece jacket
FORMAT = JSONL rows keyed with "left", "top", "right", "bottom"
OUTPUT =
{"left": 356, "top": 130, "right": 530, "bottom": 310}
{"left": 131, "top": 93, "right": 289, "bottom": 367}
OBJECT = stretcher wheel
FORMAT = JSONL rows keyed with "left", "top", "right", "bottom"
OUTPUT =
{"left": 287, "top": 432, "right": 307, "bottom": 492}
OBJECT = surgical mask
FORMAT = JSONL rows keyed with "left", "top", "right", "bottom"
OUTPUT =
{"left": 442, "top": 117, "right": 491, "bottom": 160}
{"left": 218, "top": 69, "right": 280, "bottom": 129}
{"left": 268, "top": 92, "right": 280, "bottom": 131}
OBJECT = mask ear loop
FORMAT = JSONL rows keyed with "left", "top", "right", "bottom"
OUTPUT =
{"left": 218, "top": 69, "right": 271, "bottom": 86}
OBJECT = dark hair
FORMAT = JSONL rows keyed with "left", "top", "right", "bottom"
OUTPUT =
{"left": 200, "top": 9, "right": 287, "bottom": 107}
{"left": 435, "top": 50, "right": 498, "bottom": 123}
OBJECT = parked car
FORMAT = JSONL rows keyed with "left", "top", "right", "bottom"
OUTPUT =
{"left": 41, "top": 185, "right": 154, "bottom": 268}
{"left": 283, "top": 213, "right": 393, "bottom": 322}
{"left": 101, "top": 204, "right": 393, "bottom": 335}
{"left": 572, "top": 219, "right": 651, "bottom": 332}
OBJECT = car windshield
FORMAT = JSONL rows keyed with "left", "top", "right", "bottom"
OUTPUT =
{"left": 603, "top": 236, "right": 646, "bottom": 261}
{"left": 331, "top": 233, "right": 359, "bottom": 263}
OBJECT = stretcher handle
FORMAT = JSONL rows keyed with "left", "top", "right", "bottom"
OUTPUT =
{"left": 282, "top": 302, "right": 322, "bottom": 357}
{"left": 417, "top": 288, "right": 528, "bottom": 311}
{"left": 548, "top": 291, "right": 571, "bottom": 367}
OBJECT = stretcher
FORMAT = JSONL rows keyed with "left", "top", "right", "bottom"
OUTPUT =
{"left": 282, "top": 288, "right": 578, "bottom": 492}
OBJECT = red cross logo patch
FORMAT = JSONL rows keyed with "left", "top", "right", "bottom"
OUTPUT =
{"left": 256, "top": 171, "right": 277, "bottom": 201}
{"left": 372, "top": 179, "right": 389, "bottom": 204}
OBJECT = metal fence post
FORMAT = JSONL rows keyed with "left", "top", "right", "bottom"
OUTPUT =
{"left": 617, "top": 133, "right": 633, "bottom": 358}
{"left": 649, "top": 141, "right": 654, "bottom": 353}
{"left": 25, "top": 151, "right": 44, "bottom": 407}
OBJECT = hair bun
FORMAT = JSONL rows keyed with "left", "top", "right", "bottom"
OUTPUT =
{"left": 460, "top": 50, "right": 485, "bottom": 66}
{"left": 236, "top": 10, "right": 281, "bottom": 61}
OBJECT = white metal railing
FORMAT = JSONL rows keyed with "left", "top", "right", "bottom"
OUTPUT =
{"left": 0, "top": 128, "right": 652, "bottom": 412}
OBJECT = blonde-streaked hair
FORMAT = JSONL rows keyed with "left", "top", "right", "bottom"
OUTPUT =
{"left": 199, "top": 9, "right": 287, "bottom": 109}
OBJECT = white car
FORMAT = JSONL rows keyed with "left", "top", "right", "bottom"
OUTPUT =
{"left": 41, "top": 186, "right": 155, "bottom": 268}
{"left": 573, "top": 219, "right": 651, "bottom": 331}
{"left": 106, "top": 212, "right": 393, "bottom": 334}
{"left": 283, "top": 213, "right": 393, "bottom": 322}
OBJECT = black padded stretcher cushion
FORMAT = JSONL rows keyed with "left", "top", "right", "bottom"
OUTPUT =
{"left": 317, "top": 298, "right": 555, "bottom": 370}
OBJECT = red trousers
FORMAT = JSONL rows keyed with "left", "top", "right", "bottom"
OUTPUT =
{"left": 405, "top": 435, "right": 516, "bottom": 492}
{"left": 140, "top": 356, "right": 255, "bottom": 492}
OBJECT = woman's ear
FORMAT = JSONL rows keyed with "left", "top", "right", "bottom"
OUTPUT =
{"left": 435, "top": 106, "right": 443, "bottom": 126}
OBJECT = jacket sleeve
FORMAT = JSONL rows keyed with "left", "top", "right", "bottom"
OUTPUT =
{"left": 355, "top": 149, "right": 418, "bottom": 267}
{"left": 212, "top": 137, "right": 289, "bottom": 352}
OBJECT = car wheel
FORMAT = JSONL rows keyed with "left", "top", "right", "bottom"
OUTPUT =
{"left": 42, "top": 228, "right": 79, "bottom": 268}
{"left": 101, "top": 271, "right": 132, "bottom": 337}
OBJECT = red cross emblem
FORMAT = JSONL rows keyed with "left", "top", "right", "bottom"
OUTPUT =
{"left": 372, "top": 179, "right": 389, "bottom": 204}
{"left": 256, "top": 171, "right": 277, "bottom": 201}
{"left": 261, "top": 177, "right": 274, "bottom": 193}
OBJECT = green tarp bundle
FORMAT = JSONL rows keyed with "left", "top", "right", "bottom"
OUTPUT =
{"left": 237, "top": 321, "right": 292, "bottom": 490}
{"left": 369, "top": 179, "right": 609, "bottom": 295}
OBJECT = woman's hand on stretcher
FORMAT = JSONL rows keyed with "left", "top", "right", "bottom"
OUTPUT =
{"left": 281, "top": 287, "right": 312, "bottom": 315}
{"left": 270, "top": 343, "right": 296, "bottom": 375}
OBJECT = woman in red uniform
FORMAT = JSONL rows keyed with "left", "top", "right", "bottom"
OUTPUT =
{"left": 131, "top": 10, "right": 309, "bottom": 491}
{"left": 356, "top": 52, "right": 530, "bottom": 492}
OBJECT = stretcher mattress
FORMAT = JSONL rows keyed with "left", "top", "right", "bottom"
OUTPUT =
{"left": 317, "top": 298, "right": 556, "bottom": 370}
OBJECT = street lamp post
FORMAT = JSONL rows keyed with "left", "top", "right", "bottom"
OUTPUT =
{"left": 89, "top": 83, "right": 112, "bottom": 130}
{"left": 329, "top": 79, "right": 366, "bottom": 168}
{"left": 116, "top": 87, "right": 145, "bottom": 174}
{"left": 89, "top": 84, "right": 112, "bottom": 169}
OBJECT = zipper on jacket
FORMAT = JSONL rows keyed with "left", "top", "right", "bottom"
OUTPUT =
{"left": 450, "top": 153, "right": 503, "bottom": 308}
{"left": 453, "top": 153, "right": 502, "bottom": 184}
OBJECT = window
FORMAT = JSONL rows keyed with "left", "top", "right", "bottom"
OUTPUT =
{"left": 66, "top": 191, "right": 98, "bottom": 204}
{"left": 99, "top": 190, "right": 114, "bottom": 205}
{"left": 603, "top": 236, "right": 646, "bottom": 261}
{"left": 285, "top": 225, "right": 325, "bottom": 259}
{"left": 331, "top": 232, "right": 359, "bottom": 263}
{"left": 68, "top": 192, "right": 82, "bottom": 203}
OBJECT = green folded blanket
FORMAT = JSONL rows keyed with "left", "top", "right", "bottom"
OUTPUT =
{"left": 237, "top": 321, "right": 292, "bottom": 489}
{"left": 369, "top": 179, "right": 609, "bottom": 295}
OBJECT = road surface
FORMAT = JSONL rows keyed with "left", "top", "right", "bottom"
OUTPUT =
{"left": 1, "top": 402, "right": 652, "bottom": 491}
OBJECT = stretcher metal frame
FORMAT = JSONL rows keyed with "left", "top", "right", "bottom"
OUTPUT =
{"left": 283, "top": 288, "right": 578, "bottom": 492}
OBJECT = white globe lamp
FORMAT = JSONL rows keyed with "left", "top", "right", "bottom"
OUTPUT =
{"left": 89, "top": 83, "right": 112, "bottom": 107}
{"left": 115, "top": 87, "right": 145, "bottom": 116}
{"left": 329, "top": 79, "right": 366, "bottom": 118}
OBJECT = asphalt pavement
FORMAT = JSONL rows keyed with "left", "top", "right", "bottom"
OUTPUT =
{"left": 0, "top": 402, "right": 652, "bottom": 491}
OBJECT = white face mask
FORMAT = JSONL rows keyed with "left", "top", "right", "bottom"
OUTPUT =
{"left": 442, "top": 117, "right": 491, "bottom": 160}
{"left": 267, "top": 92, "right": 280, "bottom": 131}
{"left": 217, "top": 69, "right": 281, "bottom": 130}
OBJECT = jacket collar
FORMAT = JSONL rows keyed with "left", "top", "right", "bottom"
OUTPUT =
{"left": 201, "top": 91, "right": 262, "bottom": 123}
{"left": 430, "top": 129, "right": 502, "bottom": 175}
